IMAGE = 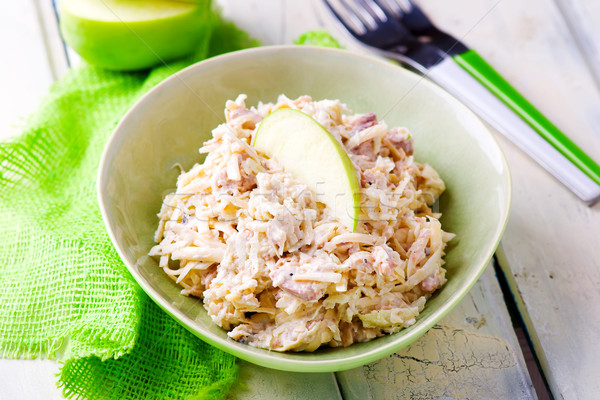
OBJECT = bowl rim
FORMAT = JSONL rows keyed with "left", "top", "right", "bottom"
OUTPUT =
{"left": 97, "top": 44, "right": 512, "bottom": 372}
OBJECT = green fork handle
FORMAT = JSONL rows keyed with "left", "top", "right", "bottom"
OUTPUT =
{"left": 454, "top": 49, "right": 600, "bottom": 187}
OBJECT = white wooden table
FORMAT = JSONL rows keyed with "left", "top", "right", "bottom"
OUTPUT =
{"left": 2, "top": 0, "right": 600, "bottom": 399}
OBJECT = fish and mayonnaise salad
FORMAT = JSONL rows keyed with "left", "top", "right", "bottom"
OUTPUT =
{"left": 150, "top": 95, "right": 453, "bottom": 351}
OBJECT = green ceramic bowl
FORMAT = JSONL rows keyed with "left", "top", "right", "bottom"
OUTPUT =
{"left": 98, "top": 46, "right": 511, "bottom": 373}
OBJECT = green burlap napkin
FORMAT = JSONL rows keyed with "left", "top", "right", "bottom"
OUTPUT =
{"left": 0, "top": 13, "right": 258, "bottom": 400}
{"left": 293, "top": 30, "right": 344, "bottom": 48}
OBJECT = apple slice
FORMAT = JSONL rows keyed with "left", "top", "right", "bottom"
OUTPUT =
{"left": 253, "top": 109, "right": 360, "bottom": 231}
{"left": 59, "top": 0, "right": 211, "bottom": 71}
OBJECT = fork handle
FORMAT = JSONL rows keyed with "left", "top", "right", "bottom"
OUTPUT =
{"left": 455, "top": 50, "right": 600, "bottom": 186}
{"left": 427, "top": 53, "right": 600, "bottom": 204}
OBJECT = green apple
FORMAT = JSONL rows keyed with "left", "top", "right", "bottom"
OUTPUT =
{"left": 253, "top": 109, "right": 360, "bottom": 231}
{"left": 59, "top": 0, "right": 211, "bottom": 71}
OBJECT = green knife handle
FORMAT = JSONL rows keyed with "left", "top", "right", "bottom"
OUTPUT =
{"left": 454, "top": 49, "right": 600, "bottom": 187}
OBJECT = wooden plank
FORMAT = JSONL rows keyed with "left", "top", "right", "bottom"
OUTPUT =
{"left": 418, "top": 0, "right": 600, "bottom": 151}
{"left": 219, "top": 0, "right": 286, "bottom": 45}
{"left": 336, "top": 265, "right": 536, "bottom": 399}
{"left": 415, "top": 0, "right": 600, "bottom": 399}
{"left": 0, "top": 0, "right": 55, "bottom": 139}
{"left": 0, "top": 1, "right": 67, "bottom": 399}
{"left": 219, "top": 0, "right": 366, "bottom": 51}
{"left": 0, "top": 360, "right": 64, "bottom": 400}
{"left": 226, "top": 362, "right": 343, "bottom": 400}
{"left": 553, "top": 0, "right": 600, "bottom": 90}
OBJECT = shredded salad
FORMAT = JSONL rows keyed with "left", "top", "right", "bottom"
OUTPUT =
{"left": 150, "top": 95, "right": 454, "bottom": 351}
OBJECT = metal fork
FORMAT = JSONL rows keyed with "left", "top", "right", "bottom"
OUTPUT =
{"left": 324, "top": 0, "right": 600, "bottom": 204}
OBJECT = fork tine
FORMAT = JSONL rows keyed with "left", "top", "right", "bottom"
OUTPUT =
{"left": 392, "top": 0, "right": 418, "bottom": 14}
{"left": 373, "top": 0, "right": 402, "bottom": 18}
{"left": 346, "top": 0, "right": 379, "bottom": 31}
{"left": 323, "top": 0, "right": 369, "bottom": 36}
{"left": 357, "top": 0, "right": 389, "bottom": 23}
{"left": 323, "top": 0, "right": 442, "bottom": 70}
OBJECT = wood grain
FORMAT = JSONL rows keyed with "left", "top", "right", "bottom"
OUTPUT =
{"left": 0, "top": 0, "right": 54, "bottom": 140}
{"left": 0, "top": 1, "right": 70, "bottom": 397}
{"left": 226, "top": 362, "right": 343, "bottom": 400}
{"left": 336, "top": 265, "right": 536, "bottom": 399}
{"left": 553, "top": 0, "right": 600, "bottom": 90}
